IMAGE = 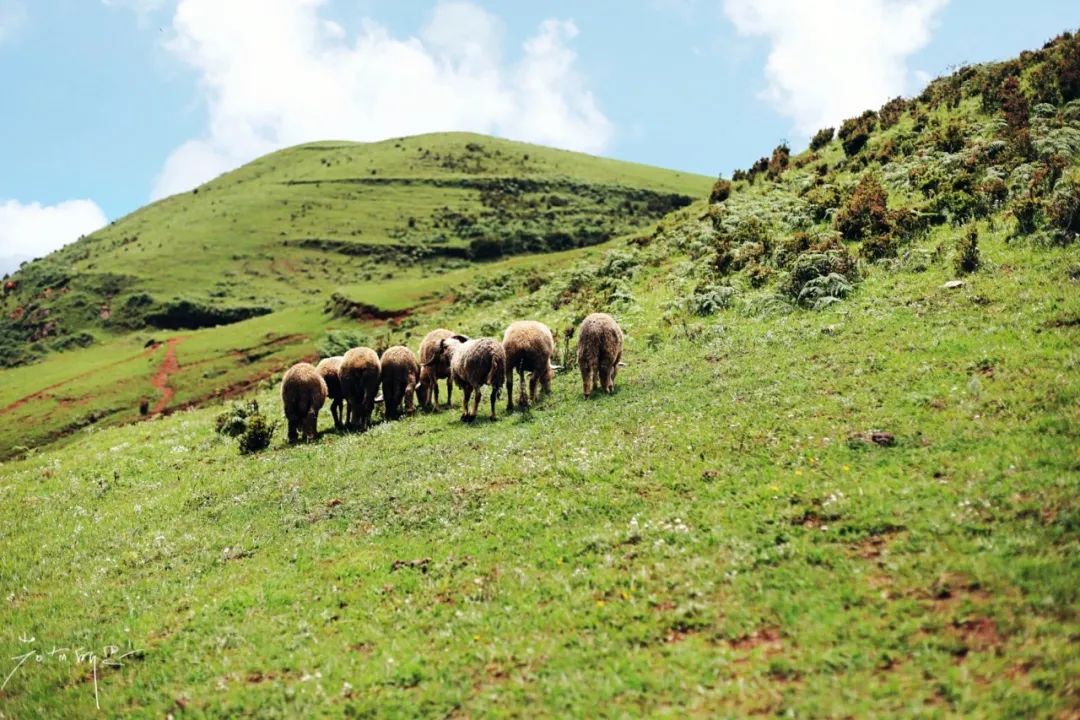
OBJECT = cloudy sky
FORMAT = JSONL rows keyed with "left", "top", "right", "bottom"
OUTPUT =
{"left": 0, "top": 0, "right": 1075, "bottom": 273}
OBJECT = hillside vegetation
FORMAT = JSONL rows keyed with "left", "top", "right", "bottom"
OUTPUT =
{"left": 0, "top": 31, "right": 1078, "bottom": 719}
{"left": 0, "top": 136, "right": 709, "bottom": 457}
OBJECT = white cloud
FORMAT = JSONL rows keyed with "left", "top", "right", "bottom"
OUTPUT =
{"left": 0, "top": 0, "right": 26, "bottom": 46}
{"left": 0, "top": 199, "right": 108, "bottom": 275}
{"left": 723, "top": 0, "right": 948, "bottom": 135}
{"left": 151, "top": 0, "right": 612, "bottom": 199}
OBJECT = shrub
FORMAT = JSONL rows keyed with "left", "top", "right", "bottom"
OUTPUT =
{"left": 838, "top": 111, "right": 877, "bottom": 156}
{"left": 781, "top": 249, "right": 857, "bottom": 302}
{"left": 809, "top": 127, "right": 834, "bottom": 151}
{"left": 689, "top": 283, "right": 736, "bottom": 315}
{"left": 747, "top": 264, "right": 774, "bottom": 288}
{"left": 767, "top": 144, "right": 790, "bottom": 180}
{"left": 954, "top": 227, "right": 981, "bottom": 274}
{"left": 1009, "top": 195, "right": 1042, "bottom": 235}
{"left": 238, "top": 413, "right": 276, "bottom": 455}
{"left": 835, "top": 174, "right": 890, "bottom": 240}
{"left": 999, "top": 76, "right": 1030, "bottom": 133}
{"left": 215, "top": 400, "right": 260, "bottom": 437}
{"left": 214, "top": 400, "right": 276, "bottom": 454}
{"left": 878, "top": 96, "right": 908, "bottom": 129}
{"left": 933, "top": 120, "right": 967, "bottom": 153}
{"left": 804, "top": 184, "right": 843, "bottom": 222}
{"left": 797, "top": 273, "right": 854, "bottom": 310}
{"left": 860, "top": 234, "right": 898, "bottom": 260}
{"left": 709, "top": 178, "right": 732, "bottom": 203}
{"left": 318, "top": 329, "right": 372, "bottom": 357}
{"left": 1057, "top": 32, "right": 1080, "bottom": 102}
{"left": 1046, "top": 176, "right": 1080, "bottom": 242}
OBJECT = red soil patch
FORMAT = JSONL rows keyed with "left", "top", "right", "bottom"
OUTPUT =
{"left": 729, "top": 627, "right": 783, "bottom": 652}
{"left": 150, "top": 338, "right": 184, "bottom": 414}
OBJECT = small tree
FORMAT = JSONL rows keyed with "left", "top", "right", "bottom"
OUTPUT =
{"left": 954, "top": 227, "right": 980, "bottom": 274}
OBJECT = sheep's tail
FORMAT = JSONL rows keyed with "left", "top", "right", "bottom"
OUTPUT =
{"left": 487, "top": 354, "right": 504, "bottom": 387}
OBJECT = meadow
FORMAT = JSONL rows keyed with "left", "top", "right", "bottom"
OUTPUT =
{"left": 1, "top": 32, "right": 1079, "bottom": 718}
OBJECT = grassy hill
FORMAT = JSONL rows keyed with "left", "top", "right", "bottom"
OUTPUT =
{"left": 0, "top": 31, "right": 1078, "bottom": 718}
{"left": 0, "top": 134, "right": 710, "bottom": 457}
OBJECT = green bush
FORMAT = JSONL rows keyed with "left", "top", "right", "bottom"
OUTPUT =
{"left": 747, "top": 264, "right": 774, "bottom": 288}
{"left": 318, "top": 329, "right": 372, "bottom": 357}
{"left": 933, "top": 120, "right": 967, "bottom": 153}
{"left": 214, "top": 400, "right": 276, "bottom": 454}
{"left": 809, "top": 127, "right": 834, "bottom": 151}
{"left": 838, "top": 111, "right": 877, "bottom": 156}
{"left": 1046, "top": 176, "right": 1080, "bottom": 242}
{"left": 878, "top": 97, "right": 908, "bottom": 129}
{"left": 796, "top": 273, "right": 853, "bottom": 310}
{"left": 238, "top": 413, "right": 276, "bottom": 455}
{"left": 689, "top": 283, "right": 736, "bottom": 315}
{"left": 835, "top": 174, "right": 891, "bottom": 240}
{"left": 766, "top": 144, "right": 790, "bottom": 180}
{"left": 781, "top": 249, "right": 857, "bottom": 303}
{"left": 953, "top": 227, "right": 981, "bottom": 274}
{"left": 709, "top": 178, "right": 732, "bottom": 204}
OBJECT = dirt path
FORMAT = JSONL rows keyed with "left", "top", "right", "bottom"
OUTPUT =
{"left": 0, "top": 344, "right": 161, "bottom": 416}
{"left": 150, "top": 338, "right": 184, "bottom": 414}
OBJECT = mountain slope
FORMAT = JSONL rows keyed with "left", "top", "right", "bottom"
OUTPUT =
{"left": 0, "top": 31, "right": 1078, "bottom": 717}
{"left": 0, "top": 133, "right": 710, "bottom": 367}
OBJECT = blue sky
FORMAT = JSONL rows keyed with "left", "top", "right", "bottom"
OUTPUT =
{"left": 0, "top": 0, "right": 1076, "bottom": 272}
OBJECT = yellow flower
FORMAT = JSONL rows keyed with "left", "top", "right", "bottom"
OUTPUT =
{"left": 621, "top": 591, "right": 630, "bottom": 600}
{"left": 795, "top": 469, "right": 803, "bottom": 476}
{"left": 843, "top": 465, "right": 850, "bottom": 472}
{"left": 596, "top": 600, "right": 606, "bottom": 607}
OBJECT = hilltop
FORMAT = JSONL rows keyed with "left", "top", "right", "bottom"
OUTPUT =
{"left": 0, "top": 132, "right": 707, "bottom": 365}
{"left": 0, "top": 31, "right": 1077, "bottom": 718}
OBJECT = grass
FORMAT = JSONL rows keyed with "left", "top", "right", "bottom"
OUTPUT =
{"left": 0, "top": 225, "right": 1076, "bottom": 717}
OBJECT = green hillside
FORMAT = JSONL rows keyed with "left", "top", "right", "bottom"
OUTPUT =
{"left": 0, "top": 134, "right": 710, "bottom": 457}
{"left": 0, "top": 133, "right": 708, "bottom": 366}
{"left": 0, "top": 31, "right": 1078, "bottom": 718}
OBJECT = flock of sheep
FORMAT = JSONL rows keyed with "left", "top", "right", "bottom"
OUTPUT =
{"left": 280, "top": 312, "right": 625, "bottom": 442}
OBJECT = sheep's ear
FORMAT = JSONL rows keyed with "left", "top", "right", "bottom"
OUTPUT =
{"left": 451, "top": 334, "right": 469, "bottom": 343}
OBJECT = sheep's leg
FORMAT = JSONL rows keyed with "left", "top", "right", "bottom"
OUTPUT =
{"left": 461, "top": 386, "right": 472, "bottom": 422}
{"left": 506, "top": 369, "right": 515, "bottom": 413}
{"left": 472, "top": 388, "right": 482, "bottom": 419}
{"left": 287, "top": 416, "right": 298, "bottom": 443}
{"left": 581, "top": 364, "right": 593, "bottom": 398}
{"left": 445, "top": 377, "right": 453, "bottom": 409}
{"left": 331, "top": 399, "right": 342, "bottom": 430}
{"left": 431, "top": 381, "right": 439, "bottom": 411}
{"left": 528, "top": 371, "right": 540, "bottom": 405}
{"left": 305, "top": 412, "right": 317, "bottom": 442}
{"left": 603, "top": 363, "right": 616, "bottom": 393}
{"left": 405, "top": 381, "right": 416, "bottom": 415}
{"left": 490, "top": 385, "right": 498, "bottom": 419}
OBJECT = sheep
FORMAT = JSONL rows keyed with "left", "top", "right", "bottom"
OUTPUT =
{"left": 281, "top": 362, "right": 328, "bottom": 443}
{"left": 577, "top": 312, "right": 624, "bottom": 397}
{"left": 449, "top": 337, "right": 506, "bottom": 422}
{"left": 316, "top": 356, "right": 344, "bottom": 430}
{"left": 417, "top": 328, "right": 460, "bottom": 410}
{"left": 339, "top": 347, "right": 381, "bottom": 431}
{"left": 380, "top": 345, "right": 420, "bottom": 420}
{"left": 502, "top": 320, "right": 559, "bottom": 411}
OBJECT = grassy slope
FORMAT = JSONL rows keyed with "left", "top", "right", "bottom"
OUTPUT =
{"left": 0, "top": 223, "right": 1076, "bottom": 717}
{"left": 0, "top": 241, "right": 620, "bottom": 457}
{"left": 0, "top": 133, "right": 709, "bottom": 457}
{"left": 2, "top": 37, "right": 1080, "bottom": 719}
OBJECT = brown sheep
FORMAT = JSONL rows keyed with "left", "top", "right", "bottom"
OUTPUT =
{"left": 417, "top": 328, "right": 459, "bottom": 410}
{"left": 449, "top": 337, "right": 506, "bottom": 422}
{"left": 502, "top": 320, "right": 559, "bottom": 411}
{"left": 316, "top": 356, "right": 344, "bottom": 430}
{"left": 380, "top": 345, "right": 420, "bottom": 420}
{"left": 577, "top": 313, "right": 624, "bottom": 397}
{"left": 339, "top": 347, "right": 381, "bottom": 431}
{"left": 281, "top": 362, "right": 328, "bottom": 443}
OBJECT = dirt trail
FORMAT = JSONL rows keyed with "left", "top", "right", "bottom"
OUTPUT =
{"left": 150, "top": 338, "right": 184, "bottom": 414}
{"left": 0, "top": 344, "right": 160, "bottom": 416}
